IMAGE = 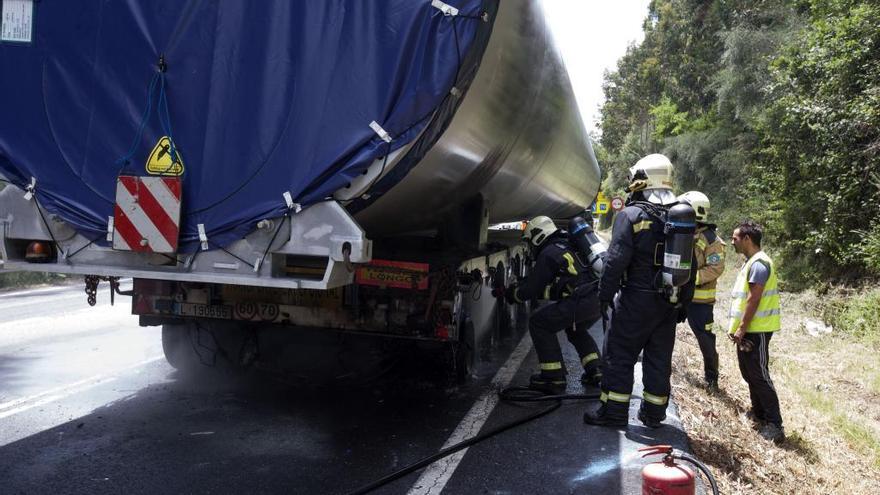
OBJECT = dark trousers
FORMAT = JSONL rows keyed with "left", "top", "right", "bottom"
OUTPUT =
{"left": 602, "top": 289, "right": 677, "bottom": 419}
{"left": 687, "top": 302, "right": 719, "bottom": 383}
{"left": 737, "top": 332, "right": 782, "bottom": 426}
{"left": 529, "top": 293, "right": 601, "bottom": 378}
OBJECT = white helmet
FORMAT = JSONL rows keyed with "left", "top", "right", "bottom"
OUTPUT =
{"left": 522, "top": 216, "right": 558, "bottom": 247}
{"left": 678, "top": 191, "right": 711, "bottom": 223}
{"left": 627, "top": 153, "right": 676, "bottom": 205}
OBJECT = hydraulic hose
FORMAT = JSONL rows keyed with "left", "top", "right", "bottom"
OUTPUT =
{"left": 343, "top": 387, "right": 599, "bottom": 495}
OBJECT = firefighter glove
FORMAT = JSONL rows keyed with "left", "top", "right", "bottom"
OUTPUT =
{"left": 676, "top": 307, "right": 688, "bottom": 323}
{"left": 504, "top": 285, "right": 519, "bottom": 305}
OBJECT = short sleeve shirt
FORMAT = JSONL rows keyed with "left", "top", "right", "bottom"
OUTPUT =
{"left": 748, "top": 259, "right": 771, "bottom": 286}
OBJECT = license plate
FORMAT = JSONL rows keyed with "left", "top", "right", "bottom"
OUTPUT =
{"left": 177, "top": 303, "right": 232, "bottom": 319}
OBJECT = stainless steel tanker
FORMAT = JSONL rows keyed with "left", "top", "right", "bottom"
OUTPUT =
{"left": 0, "top": 0, "right": 599, "bottom": 377}
{"left": 352, "top": 0, "right": 600, "bottom": 237}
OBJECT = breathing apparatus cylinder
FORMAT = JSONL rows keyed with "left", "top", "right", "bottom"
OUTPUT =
{"left": 568, "top": 216, "right": 607, "bottom": 279}
{"left": 662, "top": 204, "right": 696, "bottom": 303}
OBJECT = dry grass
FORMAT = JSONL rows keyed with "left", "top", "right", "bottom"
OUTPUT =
{"left": 671, "top": 264, "right": 880, "bottom": 494}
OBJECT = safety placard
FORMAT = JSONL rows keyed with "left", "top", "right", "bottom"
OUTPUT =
{"left": 356, "top": 260, "right": 429, "bottom": 290}
{"left": 113, "top": 175, "right": 182, "bottom": 253}
{"left": 1, "top": 0, "right": 34, "bottom": 43}
{"left": 145, "top": 136, "right": 185, "bottom": 176}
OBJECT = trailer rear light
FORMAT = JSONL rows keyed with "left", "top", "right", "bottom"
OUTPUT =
{"left": 435, "top": 324, "right": 450, "bottom": 340}
{"left": 25, "top": 241, "right": 54, "bottom": 263}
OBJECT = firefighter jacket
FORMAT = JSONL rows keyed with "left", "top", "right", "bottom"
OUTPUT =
{"left": 692, "top": 225, "right": 726, "bottom": 305}
{"left": 513, "top": 233, "right": 594, "bottom": 302}
{"left": 598, "top": 201, "right": 695, "bottom": 305}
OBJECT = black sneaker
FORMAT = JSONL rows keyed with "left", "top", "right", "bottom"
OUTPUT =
{"left": 637, "top": 408, "right": 664, "bottom": 429}
{"left": 745, "top": 408, "right": 766, "bottom": 426}
{"left": 528, "top": 373, "right": 566, "bottom": 396}
{"left": 759, "top": 423, "right": 785, "bottom": 444}
{"left": 583, "top": 404, "right": 628, "bottom": 427}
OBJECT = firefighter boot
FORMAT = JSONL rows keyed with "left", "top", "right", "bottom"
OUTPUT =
{"left": 637, "top": 402, "right": 667, "bottom": 429}
{"left": 528, "top": 372, "right": 567, "bottom": 396}
{"left": 583, "top": 399, "right": 629, "bottom": 428}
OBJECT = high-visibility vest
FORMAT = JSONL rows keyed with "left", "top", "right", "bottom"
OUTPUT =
{"left": 728, "top": 251, "right": 780, "bottom": 333}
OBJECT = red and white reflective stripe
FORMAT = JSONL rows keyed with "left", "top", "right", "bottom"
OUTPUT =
{"left": 113, "top": 176, "right": 181, "bottom": 253}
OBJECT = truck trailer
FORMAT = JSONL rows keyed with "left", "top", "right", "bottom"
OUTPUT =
{"left": 0, "top": 0, "right": 600, "bottom": 380}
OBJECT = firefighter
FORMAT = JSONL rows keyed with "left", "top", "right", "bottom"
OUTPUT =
{"left": 583, "top": 154, "right": 695, "bottom": 428}
{"left": 501, "top": 215, "right": 603, "bottom": 395}
{"left": 678, "top": 191, "right": 725, "bottom": 390}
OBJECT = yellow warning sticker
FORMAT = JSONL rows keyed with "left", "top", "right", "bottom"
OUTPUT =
{"left": 146, "top": 136, "right": 184, "bottom": 176}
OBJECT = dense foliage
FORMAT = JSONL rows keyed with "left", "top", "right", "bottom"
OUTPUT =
{"left": 598, "top": 0, "right": 880, "bottom": 287}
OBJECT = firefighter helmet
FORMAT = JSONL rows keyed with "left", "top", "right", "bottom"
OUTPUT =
{"left": 626, "top": 154, "right": 676, "bottom": 205}
{"left": 678, "top": 191, "right": 711, "bottom": 223}
{"left": 522, "top": 216, "right": 558, "bottom": 247}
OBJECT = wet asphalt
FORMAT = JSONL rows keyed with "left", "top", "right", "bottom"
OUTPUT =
{"left": 0, "top": 283, "right": 698, "bottom": 494}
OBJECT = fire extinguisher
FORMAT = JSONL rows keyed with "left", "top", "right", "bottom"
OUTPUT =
{"left": 639, "top": 445, "right": 719, "bottom": 495}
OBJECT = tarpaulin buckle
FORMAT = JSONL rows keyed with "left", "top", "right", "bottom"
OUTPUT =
{"left": 449, "top": 86, "right": 462, "bottom": 98}
{"left": 253, "top": 255, "right": 263, "bottom": 273}
{"left": 197, "top": 223, "right": 209, "bottom": 251}
{"left": 23, "top": 177, "right": 36, "bottom": 201}
{"left": 432, "top": 0, "right": 459, "bottom": 16}
{"left": 369, "top": 121, "right": 393, "bottom": 143}
{"left": 283, "top": 191, "right": 302, "bottom": 213}
{"left": 106, "top": 216, "right": 115, "bottom": 242}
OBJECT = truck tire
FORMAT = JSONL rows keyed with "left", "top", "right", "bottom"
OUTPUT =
{"left": 162, "top": 321, "right": 255, "bottom": 373}
{"left": 445, "top": 317, "right": 475, "bottom": 385}
{"left": 161, "top": 323, "right": 198, "bottom": 371}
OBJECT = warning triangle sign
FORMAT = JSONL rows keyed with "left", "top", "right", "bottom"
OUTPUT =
{"left": 145, "top": 136, "right": 184, "bottom": 176}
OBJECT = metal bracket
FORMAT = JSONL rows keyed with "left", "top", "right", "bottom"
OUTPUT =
{"left": 369, "top": 121, "right": 393, "bottom": 143}
{"left": 197, "top": 223, "right": 209, "bottom": 251}
{"left": 283, "top": 191, "right": 302, "bottom": 213}
{"left": 23, "top": 177, "right": 36, "bottom": 201}
{"left": 432, "top": 0, "right": 459, "bottom": 16}
{"left": 106, "top": 216, "right": 114, "bottom": 242}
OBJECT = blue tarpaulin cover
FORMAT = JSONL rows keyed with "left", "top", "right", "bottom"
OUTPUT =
{"left": 0, "top": 0, "right": 483, "bottom": 251}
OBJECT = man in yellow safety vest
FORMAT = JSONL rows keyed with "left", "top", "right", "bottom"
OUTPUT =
{"left": 729, "top": 220, "right": 784, "bottom": 443}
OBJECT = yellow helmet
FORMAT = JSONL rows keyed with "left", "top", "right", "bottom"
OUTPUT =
{"left": 522, "top": 215, "right": 558, "bottom": 247}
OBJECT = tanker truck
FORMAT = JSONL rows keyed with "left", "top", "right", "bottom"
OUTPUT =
{"left": 0, "top": 0, "right": 600, "bottom": 380}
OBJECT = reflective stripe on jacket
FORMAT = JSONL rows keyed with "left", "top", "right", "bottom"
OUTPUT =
{"left": 728, "top": 251, "right": 780, "bottom": 333}
{"left": 692, "top": 226, "right": 726, "bottom": 304}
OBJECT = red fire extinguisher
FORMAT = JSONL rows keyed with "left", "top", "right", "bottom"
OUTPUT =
{"left": 639, "top": 445, "right": 719, "bottom": 495}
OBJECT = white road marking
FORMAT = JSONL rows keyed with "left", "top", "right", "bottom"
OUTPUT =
{"left": 0, "top": 356, "right": 163, "bottom": 419}
{"left": 0, "top": 292, "right": 84, "bottom": 311}
{"left": 407, "top": 333, "right": 533, "bottom": 495}
{"left": 0, "top": 281, "right": 132, "bottom": 310}
{"left": 0, "top": 285, "right": 79, "bottom": 299}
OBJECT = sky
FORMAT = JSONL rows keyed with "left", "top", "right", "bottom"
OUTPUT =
{"left": 542, "top": 1, "right": 652, "bottom": 134}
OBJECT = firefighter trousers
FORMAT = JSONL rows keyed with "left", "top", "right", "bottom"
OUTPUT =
{"left": 687, "top": 302, "right": 719, "bottom": 383}
{"left": 601, "top": 289, "right": 677, "bottom": 420}
{"left": 528, "top": 292, "right": 601, "bottom": 378}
